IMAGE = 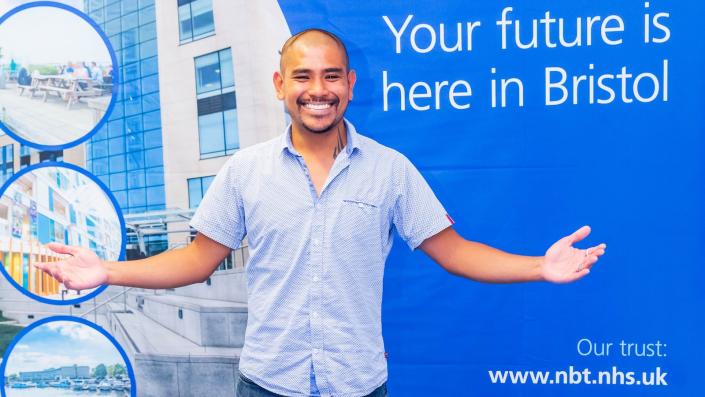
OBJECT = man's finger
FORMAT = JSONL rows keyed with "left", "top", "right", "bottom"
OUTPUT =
{"left": 46, "top": 242, "right": 79, "bottom": 256}
{"left": 568, "top": 225, "right": 591, "bottom": 245}
{"left": 34, "top": 261, "right": 57, "bottom": 274}
{"left": 35, "top": 261, "right": 64, "bottom": 282}
{"left": 572, "top": 268, "right": 591, "bottom": 281}
{"left": 583, "top": 255, "right": 600, "bottom": 270}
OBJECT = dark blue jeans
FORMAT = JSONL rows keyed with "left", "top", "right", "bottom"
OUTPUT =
{"left": 237, "top": 372, "right": 388, "bottom": 397}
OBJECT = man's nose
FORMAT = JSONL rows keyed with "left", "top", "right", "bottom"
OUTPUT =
{"left": 307, "top": 76, "right": 327, "bottom": 96}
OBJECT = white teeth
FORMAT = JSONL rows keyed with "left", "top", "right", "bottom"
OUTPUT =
{"left": 304, "top": 103, "right": 331, "bottom": 110}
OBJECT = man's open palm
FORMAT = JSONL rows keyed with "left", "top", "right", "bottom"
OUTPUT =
{"left": 33, "top": 243, "right": 108, "bottom": 291}
{"left": 542, "top": 226, "right": 607, "bottom": 283}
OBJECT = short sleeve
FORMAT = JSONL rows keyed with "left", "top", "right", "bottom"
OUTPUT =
{"left": 392, "top": 154, "right": 454, "bottom": 250}
{"left": 189, "top": 154, "right": 246, "bottom": 249}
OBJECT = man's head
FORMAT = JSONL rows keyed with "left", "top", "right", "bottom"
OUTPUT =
{"left": 274, "top": 29, "right": 356, "bottom": 135}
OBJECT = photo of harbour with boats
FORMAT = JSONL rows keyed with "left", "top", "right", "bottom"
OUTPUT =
{"left": 2, "top": 320, "right": 132, "bottom": 396}
{"left": 5, "top": 373, "right": 130, "bottom": 396}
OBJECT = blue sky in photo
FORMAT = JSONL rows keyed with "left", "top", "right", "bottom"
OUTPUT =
{"left": 4, "top": 321, "right": 126, "bottom": 374}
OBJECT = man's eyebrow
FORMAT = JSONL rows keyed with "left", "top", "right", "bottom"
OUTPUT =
{"left": 290, "top": 68, "right": 312, "bottom": 74}
{"left": 289, "top": 67, "right": 345, "bottom": 75}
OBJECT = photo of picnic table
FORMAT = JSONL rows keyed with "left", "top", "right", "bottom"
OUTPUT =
{"left": 19, "top": 74, "right": 104, "bottom": 110}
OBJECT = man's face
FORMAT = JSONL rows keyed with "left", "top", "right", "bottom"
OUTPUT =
{"left": 274, "top": 34, "right": 356, "bottom": 134}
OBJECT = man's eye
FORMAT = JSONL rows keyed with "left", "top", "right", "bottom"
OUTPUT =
{"left": 325, "top": 75, "right": 341, "bottom": 80}
{"left": 293, "top": 75, "right": 309, "bottom": 80}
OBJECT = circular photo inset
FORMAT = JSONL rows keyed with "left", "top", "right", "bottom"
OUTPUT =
{"left": 0, "top": 316, "right": 136, "bottom": 396}
{"left": 0, "top": 2, "right": 118, "bottom": 149}
{"left": 0, "top": 162, "right": 125, "bottom": 305}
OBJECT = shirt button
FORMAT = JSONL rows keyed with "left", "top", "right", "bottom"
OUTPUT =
{"left": 313, "top": 276, "right": 319, "bottom": 282}
{"left": 312, "top": 238, "right": 320, "bottom": 246}
{"left": 312, "top": 311, "right": 319, "bottom": 318}
{"left": 358, "top": 202, "right": 364, "bottom": 208}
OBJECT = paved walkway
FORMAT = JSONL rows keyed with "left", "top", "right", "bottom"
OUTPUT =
{"left": 0, "top": 83, "right": 100, "bottom": 145}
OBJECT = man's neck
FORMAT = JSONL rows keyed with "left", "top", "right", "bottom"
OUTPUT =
{"left": 291, "top": 121, "right": 348, "bottom": 160}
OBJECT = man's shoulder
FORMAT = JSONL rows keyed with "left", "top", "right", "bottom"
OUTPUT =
{"left": 227, "top": 135, "right": 283, "bottom": 165}
{"left": 354, "top": 131, "right": 405, "bottom": 160}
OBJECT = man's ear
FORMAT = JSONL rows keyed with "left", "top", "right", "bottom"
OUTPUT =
{"left": 347, "top": 69, "right": 357, "bottom": 101}
{"left": 273, "top": 71, "right": 285, "bottom": 100}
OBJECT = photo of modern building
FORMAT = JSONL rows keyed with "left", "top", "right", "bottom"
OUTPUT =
{"left": 0, "top": 166, "right": 121, "bottom": 300}
{"left": 0, "top": 4, "right": 114, "bottom": 146}
{"left": 0, "top": 0, "right": 290, "bottom": 395}
{"left": 3, "top": 320, "right": 132, "bottom": 396}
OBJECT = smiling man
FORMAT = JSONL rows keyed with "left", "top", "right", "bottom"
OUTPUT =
{"left": 36, "top": 29, "right": 606, "bottom": 397}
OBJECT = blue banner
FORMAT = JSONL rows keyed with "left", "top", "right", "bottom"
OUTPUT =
{"left": 278, "top": 1, "right": 704, "bottom": 395}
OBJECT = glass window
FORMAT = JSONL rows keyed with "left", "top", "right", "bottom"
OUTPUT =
{"left": 110, "top": 173, "right": 127, "bottom": 191}
{"left": 0, "top": 144, "right": 14, "bottom": 184}
{"left": 122, "top": 11, "right": 139, "bottom": 31}
{"left": 145, "top": 167, "right": 163, "bottom": 186}
{"left": 198, "top": 112, "right": 223, "bottom": 159}
{"left": 122, "top": 62, "right": 140, "bottom": 82}
{"left": 146, "top": 185, "right": 165, "bottom": 206}
{"left": 145, "top": 147, "right": 163, "bottom": 167}
{"left": 179, "top": 0, "right": 214, "bottom": 44}
{"left": 128, "top": 170, "right": 146, "bottom": 189}
{"left": 197, "top": 93, "right": 238, "bottom": 158}
{"left": 195, "top": 49, "right": 239, "bottom": 158}
{"left": 144, "top": 129, "right": 162, "bottom": 149}
{"left": 140, "top": 56, "right": 158, "bottom": 76}
{"left": 224, "top": 108, "right": 239, "bottom": 151}
{"left": 106, "top": 2, "right": 121, "bottom": 21}
{"left": 128, "top": 188, "right": 146, "bottom": 207}
{"left": 191, "top": 0, "right": 215, "bottom": 39}
{"left": 126, "top": 149, "right": 145, "bottom": 170}
{"left": 140, "top": 39, "right": 157, "bottom": 59}
{"left": 113, "top": 190, "right": 127, "bottom": 210}
{"left": 123, "top": 45, "right": 139, "bottom": 65}
{"left": 126, "top": 133, "right": 144, "bottom": 152}
{"left": 195, "top": 52, "right": 221, "bottom": 96}
{"left": 139, "top": 0, "right": 154, "bottom": 9}
{"left": 125, "top": 114, "right": 143, "bottom": 134}
{"left": 142, "top": 92, "right": 159, "bottom": 112}
{"left": 141, "top": 74, "right": 159, "bottom": 94}
{"left": 105, "top": 18, "right": 121, "bottom": 36}
{"left": 124, "top": 96, "right": 142, "bottom": 116}
{"left": 93, "top": 158, "right": 109, "bottom": 175}
{"left": 93, "top": 139, "right": 109, "bottom": 158}
{"left": 124, "top": 80, "right": 141, "bottom": 99}
{"left": 109, "top": 34, "right": 122, "bottom": 51}
{"left": 109, "top": 155, "right": 126, "bottom": 173}
{"left": 122, "top": 27, "right": 139, "bottom": 50}
{"left": 139, "top": 5, "right": 155, "bottom": 25}
{"left": 89, "top": 0, "right": 105, "bottom": 12}
{"left": 219, "top": 46, "right": 234, "bottom": 89}
{"left": 178, "top": 5, "right": 192, "bottom": 42}
{"left": 122, "top": 0, "right": 138, "bottom": 14}
{"left": 139, "top": 22, "right": 156, "bottom": 42}
{"left": 108, "top": 119, "right": 124, "bottom": 138}
{"left": 187, "top": 175, "right": 214, "bottom": 208}
{"left": 195, "top": 48, "right": 234, "bottom": 98}
{"left": 143, "top": 110, "right": 161, "bottom": 130}
{"left": 109, "top": 102, "right": 124, "bottom": 120}
{"left": 108, "top": 136, "right": 125, "bottom": 155}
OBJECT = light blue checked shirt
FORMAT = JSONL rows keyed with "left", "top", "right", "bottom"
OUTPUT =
{"left": 190, "top": 120, "right": 452, "bottom": 397}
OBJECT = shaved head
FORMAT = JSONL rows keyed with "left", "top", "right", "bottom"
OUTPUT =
{"left": 279, "top": 28, "right": 350, "bottom": 73}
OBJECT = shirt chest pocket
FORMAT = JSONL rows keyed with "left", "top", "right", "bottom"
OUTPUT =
{"left": 335, "top": 198, "right": 383, "bottom": 250}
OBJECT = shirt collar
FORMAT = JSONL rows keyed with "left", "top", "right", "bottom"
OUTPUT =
{"left": 280, "top": 119, "right": 361, "bottom": 156}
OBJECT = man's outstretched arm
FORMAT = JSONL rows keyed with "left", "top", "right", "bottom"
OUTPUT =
{"left": 34, "top": 233, "right": 232, "bottom": 290}
{"left": 420, "top": 225, "right": 606, "bottom": 284}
